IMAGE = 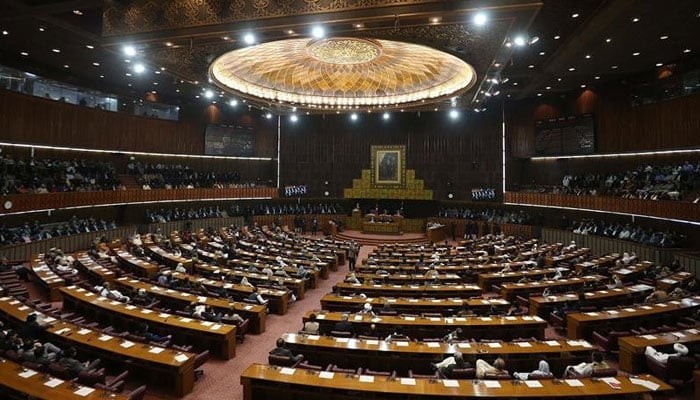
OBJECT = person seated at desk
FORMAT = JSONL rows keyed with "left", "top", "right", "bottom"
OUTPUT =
{"left": 358, "top": 302, "right": 376, "bottom": 316}
{"left": 59, "top": 347, "right": 101, "bottom": 377}
{"left": 175, "top": 263, "right": 187, "bottom": 273}
{"left": 303, "top": 313, "right": 320, "bottom": 334}
{"left": 134, "top": 322, "right": 171, "bottom": 343}
{"left": 275, "top": 256, "right": 288, "bottom": 268}
{"left": 432, "top": 351, "right": 470, "bottom": 374}
{"left": 247, "top": 287, "right": 268, "bottom": 306}
{"left": 608, "top": 275, "right": 624, "bottom": 289}
{"left": 55, "top": 258, "right": 78, "bottom": 276}
{"left": 385, "top": 327, "right": 410, "bottom": 343}
{"left": 563, "top": 351, "right": 608, "bottom": 378}
{"left": 247, "top": 264, "right": 259, "bottom": 273}
{"left": 132, "top": 288, "right": 152, "bottom": 306}
{"left": 505, "top": 304, "right": 523, "bottom": 317}
{"left": 475, "top": 357, "right": 508, "bottom": 378}
{"left": 223, "top": 307, "right": 245, "bottom": 324}
{"left": 542, "top": 287, "right": 554, "bottom": 298}
{"left": 424, "top": 266, "right": 439, "bottom": 280}
{"left": 513, "top": 359, "right": 551, "bottom": 380}
{"left": 442, "top": 328, "right": 463, "bottom": 342}
{"left": 362, "top": 323, "right": 380, "bottom": 338}
{"left": 644, "top": 289, "right": 668, "bottom": 304}
{"left": 363, "top": 275, "right": 375, "bottom": 285}
{"left": 261, "top": 265, "right": 274, "bottom": 280}
{"left": 552, "top": 268, "right": 564, "bottom": 280}
{"left": 240, "top": 276, "right": 254, "bottom": 288}
{"left": 274, "top": 268, "right": 290, "bottom": 278}
{"left": 270, "top": 338, "right": 304, "bottom": 363}
{"left": 333, "top": 313, "right": 354, "bottom": 334}
{"left": 645, "top": 343, "right": 689, "bottom": 364}
{"left": 22, "top": 342, "right": 54, "bottom": 366}
{"left": 95, "top": 282, "right": 130, "bottom": 302}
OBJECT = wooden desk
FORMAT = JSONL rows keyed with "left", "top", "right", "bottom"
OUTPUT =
{"left": 546, "top": 248, "right": 590, "bottom": 266}
{"left": 303, "top": 311, "right": 546, "bottom": 340}
{"left": 477, "top": 268, "right": 563, "bottom": 292}
{"left": 241, "top": 364, "right": 672, "bottom": 400}
{"left": 498, "top": 275, "right": 605, "bottom": 302}
{"left": 320, "top": 294, "right": 509, "bottom": 315}
{"left": 0, "top": 296, "right": 196, "bottom": 396}
{"left": 352, "top": 272, "right": 465, "bottom": 285}
{"left": 227, "top": 258, "right": 311, "bottom": 295}
{"left": 59, "top": 286, "right": 237, "bottom": 359}
{"left": 611, "top": 262, "right": 653, "bottom": 282}
{"left": 114, "top": 250, "right": 160, "bottom": 279}
{"left": 427, "top": 224, "right": 448, "bottom": 243}
{"left": 74, "top": 252, "right": 117, "bottom": 283}
{"left": 189, "top": 264, "right": 291, "bottom": 315}
{"left": 334, "top": 282, "right": 482, "bottom": 299}
{"left": 528, "top": 284, "right": 654, "bottom": 318}
{"left": 281, "top": 333, "right": 592, "bottom": 376}
{"left": 618, "top": 328, "right": 700, "bottom": 373}
{"left": 574, "top": 254, "right": 621, "bottom": 274}
{"left": 0, "top": 357, "right": 130, "bottom": 400}
{"left": 657, "top": 271, "right": 694, "bottom": 291}
{"left": 362, "top": 221, "right": 401, "bottom": 235}
{"left": 146, "top": 245, "right": 192, "bottom": 268}
{"left": 567, "top": 297, "right": 700, "bottom": 340}
{"left": 28, "top": 256, "right": 65, "bottom": 301}
{"left": 235, "top": 240, "right": 333, "bottom": 279}
{"left": 112, "top": 276, "right": 266, "bottom": 334}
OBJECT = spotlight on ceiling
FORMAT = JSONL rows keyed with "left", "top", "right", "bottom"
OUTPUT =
{"left": 473, "top": 12, "right": 488, "bottom": 26}
{"left": 350, "top": 113, "right": 358, "bottom": 121}
{"left": 449, "top": 109, "right": 459, "bottom": 119}
{"left": 265, "top": 113, "right": 273, "bottom": 119}
{"left": 122, "top": 45, "right": 137, "bottom": 57}
{"left": 133, "top": 63, "right": 146, "bottom": 74}
{"left": 513, "top": 36, "right": 527, "bottom": 47}
{"left": 229, "top": 99, "right": 238, "bottom": 107}
{"left": 311, "top": 25, "right": 325, "bottom": 39}
{"left": 528, "top": 36, "right": 540, "bottom": 45}
{"left": 382, "top": 112, "right": 390, "bottom": 120}
{"left": 243, "top": 33, "right": 255, "bottom": 45}
{"left": 204, "top": 90, "right": 214, "bottom": 99}
{"left": 290, "top": 114, "right": 298, "bottom": 122}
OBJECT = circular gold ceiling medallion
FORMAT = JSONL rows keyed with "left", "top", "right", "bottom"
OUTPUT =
{"left": 307, "top": 38, "right": 382, "bottom": 65}
{"left": 209, "top": 37, "right": 476, "bottom": 111}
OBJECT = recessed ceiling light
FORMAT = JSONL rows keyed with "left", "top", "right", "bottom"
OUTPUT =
{"left": 512, "top": 82, "right": 518, "bottom": 86}
{"left": 632, "top": 17, "right": 640, "bottom": 22}
{"left": 382, "top": 112, "right": 390, "bottom": 120}
{"left": 539, "top": 51, "right": 546, "bottom": 56}
{"left": 580, "top": 84, "right": 586, "bottom": 88}
{"left": 585, "top": 54, "right": 591, "bottom": 59}
{"left": 557, "top": 77, "right": 562, "bottom": 81}
{"left": 286, "top": 29, "right": 295, "bottom": 35}
{"left": 571, "top": 13, "right": 579, "bottom": 18}
{"left": 243, "top": 33, "right": 255, "bottom": 45}
{"left": 290, "top": 115, "right": 298, "bottom": 122}
{"left": 545, "top": 86, "right": 551, "bottom": 90}
{"left": 73, "top": 9, "right": 83, "bottom": 15}
{"left": 611, "top": 65, "right": 619, "bottom": 69}
{"left": 659, "top": 35, "right": 669, "bottom": 40}
{"left": 537, "top": 93, "right": 542, "bottom": 97}
{"left": 430, "top": 17, "right": 441, "bottom": 24}
{"left": 655, "top": 62, "right": 663, "bottom": 67}
{"left": 229, "top": 99, "right": 238, "bottom": 106}
{"left": 222, "top": 36, "right": 229, "bottom": 40}
{"left": 155, "top": 70, "right": 161, "bottom": 74}
{"left": 63, "top": 64, "right": 69, "bottom": 68}
{"left": 554, "top": 35, "right": 561, "bottom": 40}
{"left": 51, "top": 48, "right": 60, "bottom": 53}
{"left": 195, "top": 95, "right": 200, "bottom": 99}
{"left": 204, "top": 90, "right": 214, "bottom": 99}
{"left": 165, "top": 42, "right": 173, "bottom": 47}
{"left": 176, "top": 89, "right": 180, "bottom": 93}
{"left": 38, "top": 27, "right": 45, "bottom": 32}
{"left": 99, "top": 75, "right": 104, "bottom": 78}
{"left": 632, "top": 52, "right": 640, "bottom": 56}
{"left": 266, "top": 113, "right": 273, "bottom": 119}
{"left": 683, "top": 48, "right": 692, "bottom": 53}
{"left": 92, "top": 62, "right": 100, "bottom": 66}
{"left": 568, "top": 67, "right": 576, "bottom": 71}
{"left": 123, "top": 45, "right": 136, "bottom": 57}
{"left": 528, "top": 36, "right": 540, "bottom": 45}
{"left": 2, "top": 30, "right": 8, "bottom": 35}
{"left": 153, "top": 82, "right": 158, "bottom": 85}
{"left": 85, "top": 45, "right": 94, "bottom": 49}
{"left": 449, "top": 109, "right": 459, "bottom": 119}
{"left": 128, "top": 83, "right": 132, "bottom": 87}
{"left": 125, "top": 73, "right": 132, "bottom": 76}
{"left": 20, "top": 51, "right": 28, "bottom": 56}
{"left": 353, "top": 23, "right": 364, "bottom": 29}
{"left": 528, "top": 64, "right": 534, "bottom": 69}
{"left": 594, "top": 76, "right": 600, "bottom": 79}
{"left": 133, "top": 63, "right": 145, "bottom": 73}
{"left": 605, "top": 38, "right": 612, "bottom": 43}
{"left": 473, "top": 12, "right": 488, "bottom": 26}
{"left": 513, "top": 36, "right": 527, "bottom": 46}
{"left": 311, "top": 25, "right": 325, "bottom": 39}
{"left": 350, "top": 113, "right": 358, "bottom": 121}
{"left": 494, "top": 62, "right": 501, "bottom": 67}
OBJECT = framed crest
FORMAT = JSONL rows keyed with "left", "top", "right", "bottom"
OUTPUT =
{"left": 371, "top": 145, "right": 406, "bottom": 188}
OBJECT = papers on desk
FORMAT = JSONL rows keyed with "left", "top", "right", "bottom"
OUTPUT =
{"left": 480, "top": 317, "right": 493, "bottom": 321}
{"left": 671, "top": 332, "right": 686, "bottom": 338}
{"left": 640, "top": 306, "right": 653, "bottom": 310}
{"left": 18, "top": 305, "right": 29, "bottom": 311}
{"left": 174, "top": 354, "right": 189, "bottom": 363}
{"left": 444, "top": 318, "right": 454, "bottom": 324}
{"left": 98, "top": 335, "right": 113, "bottom": 342}
{"left": 120, "top": 340, "right": 135, "bottom": 349}
{"left": 623, "top": 308, "right": 636, "bottom": 313}
{"left": 44, "top": 378, "right": 64, "bottom": 388}
{"left": 630, "top": 377, "right": 661, "bottom": 391}
{"left": 505, "top": 316, "right": 517, "bottom": 321}
{"left": 487, "top": 342, "right": 502, "bottom": 348}
{"left": 455, "top": 317, "right": 466, "bottom": 322}
{"left": 307, "top": 335, "right": 320, "bottom": 341}
{"left": 601, "top": 377, "right": 621, "bottom": 389}
{"left": 395, "top": 341, "right": 409, "bottom": 347}
{"left": 429, "top": 317, "right": 440, "bottom": 322}
{"left": 545, "top": 340, "right": 561, "bottom": 346}
{"left": 359, "top": 375, "right": 375, "bottom": 383}
{"left": 109, "top": 301, "right": 121, "bottom": 306}
{"left": 371, "top": 317, "right": 382, "bottom": 323}
{"left": 521, "top": 316, "right": 534, "bottom": 321}
{"left": 336, "top": 337, "right": 349, "bottom": 343}
{"left": 316, "top": 314, "right": 325, "bottom": 320}
{"left": 319, "top": 371, "right": 335, "bottom": 379}
{"left": 74, "top": 386, "right": 95, "bottom": 397}
{"left": 442, "top": 379, "right": 459, "bottom": 388}
{"left": 354, "top": 315, "right": 364, "bottom": 321}
{"left": 148, "top": 347, "right": 165, "bottom": 354}
{"left": 180, "top": 317, "right": 193, "bottom": 323}
{"left": 244, "top": 305, "right": 253, "bottom": 310}
{"left": 400, "top": 378, "right": 416, "bottom": 386}
{"left": 18, "top": 369, "right": 38, "bottom": 378}
{"left": 201, "top": 321, "right": 214, "bottom": 327}
{"left": 687, "top": 329, "right": 700, "bottom": 334}
{"left": 426, "top": 342, "right": 440, "bottom": 348}
{"left": 482, "top": 380, "right": 501, "bottom": 388}
{"left": 210, "top": 324, "right": 222, "bottom": 331}
{"left": 524, "top": 380, "right": 543, "bottom": 388}
{"left": 607, "top": 310, "right": 619, "bottom": 315}
{"left": 640, "top": 334, "right": 657, "bottom": 340}
{"left": 565, "top": 379, "right": 584, "bottom": 387}
{"left": 404, "top": 316, "right": 416, "bottom": 321}
{"left": 585, "top": 312, "right": 600, "bottom": 316}
{"left": 198, "top": 296, "right": 208, "bottom": 303}
{"left": 125, "top": 305, "right": 137, "bottom": 310}
{"left": 55, "top": 328, "right": 71, "bottom": 335}
{"left": 567, "top": 340, "right": 592, "bottom": 347}
{"left": 456, "top": 342, "right": 471, "bottom": 348}
{"left": 76, "top": 328, "right": 91, "bottom": 335}
{"left": 408, "top": 299, "right": 419, "bottom": 303}
{"left": 517, "top": 342, "right": 532, "bottom": 348}
{"left": 159, "top": 313, "right": 170, "bottom": 318}
{"left": 140, "top": 309, "right": 153, "bottom": 314}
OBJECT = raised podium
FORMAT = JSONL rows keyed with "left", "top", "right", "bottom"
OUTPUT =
{"left": 362, "top": 213, "right": 402, "bottom": 235}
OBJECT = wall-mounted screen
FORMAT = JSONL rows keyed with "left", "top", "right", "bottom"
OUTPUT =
{"left": 204, "top": 124, "right": 255, "bottom": 156}
{"left": 534, "top": 113, "right": 595, "bottom": 156}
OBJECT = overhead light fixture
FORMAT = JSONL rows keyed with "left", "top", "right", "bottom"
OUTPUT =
{"left": 683, "top": 48, "right": 692, "bottom": 53}
{"left": 585, "top": 54, "right": 591, "bottom": 59}
{"left": 492, "top": 91, "right": 500, "bottom": 96}
{"left": 501, "top": 78, "right": 509, "bottom": 83}
{"left": 605, "top": 38, "right": 612, "bottom": 43}
{"left": 85, "top": 45, "right": 94, "bottom": 49}
{"left": 568, "top": 67, "right": 576, "bottom": 71}
{"left": 655, "top": 62, "right": 663, "bottom": 67}
{"left": 382, "top": 112, "right": 390, "bottom": 120}
{"left": 63, "top": 64, "right": 69, "bottom": 69}
{"left": 73, "top": 9, "right": 83, "bottom": 15}
{"left": 100, "top": 75, "right": 104, "bottom": 78}
{"left": 528, "top": 36, "right": 540, "bottom": 45}
{"left": 449, "top": 109, "right": 459, "bottom": 119}
{"left": 165, "top": 42, "right": 173, "bottom": 47}
{"left": 122, "top": 45, "right": 137, "bottom": 57}
{"left": 611, "top": 65, "right": 619, "bottom": 69}
{"left": 571, "top": 13, "right": 579, "bottom": 18}
{"left": 1, "top": 30, "right": 8, "bottom": 35}
{"left": 311, "top": 25, "right": 325, "bottom": 39}
{"left": 539, "top": 51, "right": 546, "bottom": 56}
{"left": 286, "top": 29, "right": 295, "bottom": 35}
{"left": 204, "top": 90, "right": 214, "bottom": 99}
{"left": 430, "top": 17, "right": 442, "bottom": 24}
{"left": 473, "top": 12, "right": 488, "bottom": 26}
{"left": 594, "top": 76, "right": 600, "bottom": 79}
{"left": 536, "top": 93, "right": 542, "bottom": 97}
{"left": 557, "top": 77, "right": 562, "bottom": 81}
{"left": 632, "top": 52, "right": 640, "bottom": 56}
{"left": 659, "top": 35, "right": 669, "bottom": 40}
{"left": 38, "top": 27, "right": 45, "bottom": 32}
{"left": 20, "top": 51, "right": 28, "bottom": 56}
{"left": 554, "top": 35, "right": 561, "bottom": 40}
{"left": 513, "top": 36, "right": 527, "bottom": 47}
{"left": 545, "top": 86, "right": 551, "bottom": 90}
{"left": 353, "top": 23, "right": 364, "bottom": 29}
{"left": 229, "top": 99, "right": 238, "bottom": 107}
{"left": 290, "top": 115, "right": 298, "bottom": 122}
{"left": 265, "top": 113, "right": 273, "bottom": 119}
{"left": 243, "top": 33, "right": 256, "bottom": 45}
{"left": 133, "top": 63, "right": 146, "bottom": 73}
{"left": 632, "top": 17, "right": 640, "bottom": 22}
{"left": 580, "top": 84, "right": 586, "bottom": 88}
{"left": 513, "top": 82, "right": 519, "bottom": 86}
{"left": 51, "top": 48, "right": 61, "bottom": 53}
{"left": 92, "top": 62, "right": 100, "bottom": 66}
{"left": 350, "top": 113, "right": 358, "bottom": 121}
{"left": 528, "top": 64, "right": 535, "bottom": 69}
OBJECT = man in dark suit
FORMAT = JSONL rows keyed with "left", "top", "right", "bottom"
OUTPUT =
{"left": 333, "top": 313, "right": 354, "bottom": 334}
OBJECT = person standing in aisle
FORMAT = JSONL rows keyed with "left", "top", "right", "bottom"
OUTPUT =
{"left": 348, "top": 241, "right": 358, "bottom": 271}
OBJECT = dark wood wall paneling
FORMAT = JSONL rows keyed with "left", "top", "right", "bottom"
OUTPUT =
{"left": 505, "top": 84, "right": 700, "bottom": 189}
{"left": 277, "top": 110, "right": 503, "bottom": 199}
